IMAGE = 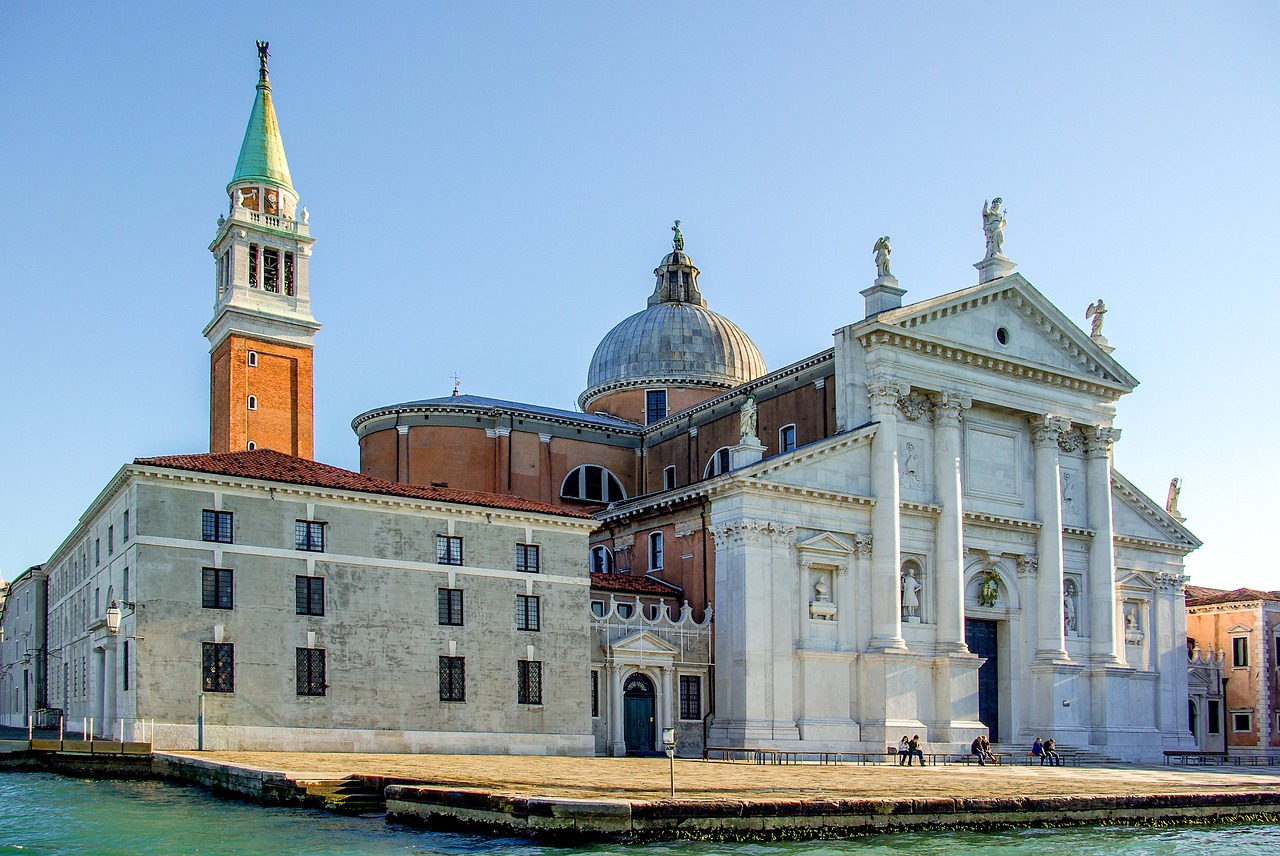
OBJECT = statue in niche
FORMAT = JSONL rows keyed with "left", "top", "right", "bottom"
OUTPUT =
{"left": 982, "top": 198, "right": 1007, "bottom": 259}
{"left": 814, "top": 573, "right": 831, "bottom": 603}
{"left": 901, "top": 442, "right": 921, "bottom": 489}
{"left": 978, "top": 570, "right": 1000, "bottom": 607}
{"left": 901, "top": 568, "right": 922, "bottom": 621}
{"left": 739, "top": 394, "right": 758, "bottom": 441}
{"left": 873, "top": 236, "right": 892, "bottom": 278}
{"left": 1125, "top": 604, "right": 1145, "bottom": 643}
{"left": 1063, "top": 584, "right": 1078, "bottom": 634}
{"left": 1061, "top": 471, "right": 1078, "bottom": 514}
{"left": 1086, "top": 299, "right": 1107, "bottom": 338}
{"left": 1166, "top": 478, "right": 1182, "bottom": 518}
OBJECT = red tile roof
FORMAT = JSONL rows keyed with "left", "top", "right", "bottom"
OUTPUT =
{"left": 1185, "top": 586, "right": 1280, "bottom": 607}
{"left": 590, "top": 572, "right": 683, "bottom": 595}
{"left": 133, "top": 450, "right": 594, "bottom": 519}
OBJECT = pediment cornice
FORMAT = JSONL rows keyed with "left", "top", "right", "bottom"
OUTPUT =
{"left": 1111, "top": 470, "right": 1202, "bottom": 551}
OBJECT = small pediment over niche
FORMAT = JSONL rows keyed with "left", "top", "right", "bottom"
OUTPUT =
{"left": 1227, "top": 624, "right": 1252, "bottom": 635}
{"left": 608, "top": 629, "right": 679, "bottom": 657}
{"left": 1116, "top": 571, "right": 1153, "bottom": 592}
{"left": 796, "top": 531, "right": 853, "bottom": 559}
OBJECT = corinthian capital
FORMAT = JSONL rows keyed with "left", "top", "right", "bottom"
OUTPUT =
{"left": 1029, "top": 414, "right": 1071, "bottom": 448}
{"left": 1082, "top": 426, "right": 1121, "bottom": 457}
{"left": 930, "top": 390, "right": 972, "bottom": 427}
{"left": 866, "top": 374, "right": 910, "bottom": 416}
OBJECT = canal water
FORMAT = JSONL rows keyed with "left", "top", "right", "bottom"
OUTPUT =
{"left": 2, "top": 772, "right": 1278, "bottom": 855}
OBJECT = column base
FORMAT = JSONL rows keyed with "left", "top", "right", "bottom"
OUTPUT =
{"left": 868, "top": 635, "right": 909, "bottom": 652}
{"left": 935, "top": 640, "right": 971, "bottom": 655}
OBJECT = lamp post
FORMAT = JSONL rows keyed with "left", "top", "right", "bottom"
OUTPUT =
{"left": 662, "top": 726, "right": 677, "bottom": 797}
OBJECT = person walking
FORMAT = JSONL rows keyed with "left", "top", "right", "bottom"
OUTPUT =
{"left": 1043, "top": 737, "right": 1061, "bottom": 766}
{"left": 908, "top": 734, "right": 925, "bottom": 766}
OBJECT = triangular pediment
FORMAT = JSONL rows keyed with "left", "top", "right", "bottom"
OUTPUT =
{"left": 1111, "top": 470, "right": 1201, "bottom": 552}
{"left": 1227, "top": 623, "right": 1251, "bottom": 634}
{"left": 868, "top": 275, "right": 1137, "bottom": 391}
{"left": 609, "top": 628, "right": 680, "bottom": 657}
{"left": 795, "top": 531, "right": 854, "bottom": 556}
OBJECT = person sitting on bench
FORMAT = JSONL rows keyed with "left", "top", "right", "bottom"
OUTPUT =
{"left": 971, "top": 735, "right": 989, "bottom": 766}
{"left": 907, "top": 734, "right": 925, "bottom": 766}
{"left": 1043, "top": 738, "right": 1061, "bottom": 766}
{"left": 1032, "top": 737, "right": 1045, "bottom": 764}
{"left": 898, "top": 735, "right": 910, "bottom": 765}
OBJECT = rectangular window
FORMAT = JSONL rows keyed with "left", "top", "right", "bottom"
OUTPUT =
{"left": 1233, "top": 636, "right": 1249, "bottom": 668}
{"left": 645, "top": 389, "right": 668, "bottom": 424}
{"left": 284, "top": 252, "right": 295, "bottom": 296}
{"left": 296, "top": 648, "right": 326, "bottom": 696}
{"left": 649, "top": 531, "right": 664, "bottom": 570}
{"left": 202, "top": 510, "right": 233, "bottom": 543}
{"left": 680, "top": 675, "right": 702, "bottom": 720}
{"left": 95, "top": 539, "right": 100, "bottom": 566}
{"left": 263, "top": 248, "right": 280, "bottom": 292}
{"left": 108, "top": 525, "right": 114, "bottom": 556}
{"left": 516, "top": 594, "right": 541, "bottom": 631}
{"left": 436, "top": 535, "right": 463, "bottom": 565}
{"left": 438, "top": 588, "right": 464, "bottom": 626}
{"left": 591, "top": 670, "right": 599, "bottom": 717}
{"left": 516, "top": 543, "right": 540, "bottom": 573}
{"left": 779, "top": 424, "right": 797, "bottom": 453}
{"left": 1208, "top": 700, "right": 1221, "bottom": 734}
{"left": 295, "top": 576, "right": 325, "bottom": 616}
{"left": 518, "top": 660, "right": 543, "bottom": 705}
{"left": 122, "top": 640, "right": 130, "bottom": 692}
{"left": 1232, "top": 711, "right": 1253, "bottom": 732}
{"left": 439, "top": 656, "right": 466, "bottom": 702}
{"left": 663, "top": 465, "right": 676, "bottom": 491}
{"left": 202, "top": 642, "right": 234, "bottom": 693}
{"left": 202, "top": 568, "right": 234, "bottom": 610}
{"left": 248, "top": 243, "right": 259, "bottom": 287}
{"left": 295, "top": 520, "right": 325, "bottom": 552}
{"left": 122, "top": 509, "right": 129, "bottom": 542}
{"left": 122, "top": 567, "right": 130, "bottom": 602}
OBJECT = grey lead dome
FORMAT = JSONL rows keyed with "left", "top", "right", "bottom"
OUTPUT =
{"left": 580, "top": 244, "right": 766, "bottom": 409}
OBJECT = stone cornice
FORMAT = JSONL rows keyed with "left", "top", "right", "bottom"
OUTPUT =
{"left": 1113, "top": 534, "right": 1197, "bottom": 556}
{"left": 1111, "top": 470, "right": 1202, "bottom": 550}
{"left": 964, "top": 511, "right": 1042, "bottom": 531}
{"left": 727, "top": 479, "right": 875, "bottom": 509}
{"left": 856, "top": 325, "right": 1129, "bottom": 401}
{"left": 352, "top": 400, "right": 642, "bottom": 436}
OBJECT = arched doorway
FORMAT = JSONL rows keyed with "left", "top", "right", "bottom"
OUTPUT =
{"left": 623, "top": 673, "right": 656, "bottom": 754}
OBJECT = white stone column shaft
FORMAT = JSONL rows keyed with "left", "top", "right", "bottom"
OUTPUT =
{"left": 607, "top": 664, "right": 625, "bottom": 756}
{"left": 1030, "top": 415, "right": 1070, "bottom": 661}
{"left": 1083, "top": 427, "right": 1122, "bottom": 664}
{"left": 867, "top": 375, "right": 907, "bottom": 651}
{"left": 932, "top": 391, "right": 971, "bottom": 652}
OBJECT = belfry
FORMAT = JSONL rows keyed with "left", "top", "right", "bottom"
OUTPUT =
{"left": 205, "top": 41, "right": 320, "bottom": 458}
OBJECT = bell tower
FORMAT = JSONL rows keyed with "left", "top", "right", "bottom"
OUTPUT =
{"left": 205, "top": 42, "right": 319, "bottom": 458}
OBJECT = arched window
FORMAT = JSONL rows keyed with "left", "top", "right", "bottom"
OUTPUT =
{"left": 590, "top": 545, "right": 614, "bottom": 574}
{"left": 779, "top": 424, "right": 797, "bottom": 453}
{"left": 246, "top": 395, "right": 258, "bottom": 411}
{"left": 246, "top": 441, "right": 257, "bottom": 451}
{"left": 704, "top": 447, "right": 732, "bottom": 478}
{"left": 648, "top": 531, "right": 664, "bottom": 571}
{"left": 247, "top": 351, "right": 258, "bottom": 367}
{"left": 561, "top": 465, "right": 627, "bottom": 503}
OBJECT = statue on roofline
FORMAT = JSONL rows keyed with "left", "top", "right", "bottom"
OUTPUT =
{"left": 982, "top": 198, "right": 1007, "bottom": 259}
{"left": 671, "top": 220, "right": 684, "bottom": 252}
{"left": 739, "top": 394, "right": 758, "bottom": 441}
{"left": 1086, "top": 299, "right": 1107, "bottom": 338}
{"left": 873, "top": 236, "right": 892, "bottom": 278}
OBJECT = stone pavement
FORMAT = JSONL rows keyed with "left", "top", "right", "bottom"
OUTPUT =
{"left": 169, "top": 751, "right": 1280, "bottom": 802}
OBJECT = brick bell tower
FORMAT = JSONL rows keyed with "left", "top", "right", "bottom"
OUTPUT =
{"left": 205, "top": 42, "right": 319, "bottom": 458}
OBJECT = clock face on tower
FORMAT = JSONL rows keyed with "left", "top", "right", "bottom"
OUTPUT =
{"left": 265, "top": 189, "right": 279, "bottom": 215}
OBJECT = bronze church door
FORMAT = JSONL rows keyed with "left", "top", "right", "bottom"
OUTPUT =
{"left": 623, "top": 673, "right": 656, "bottom": 754}
{"left": 965, "top": 618, "right": 1000, "bottom": 742}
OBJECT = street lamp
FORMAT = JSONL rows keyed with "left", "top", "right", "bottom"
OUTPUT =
{"left": 104, "top": 602, "right": 121, "bottom": 634}
{"left": 662, "top": 726, "right": 677, "bottom": 797}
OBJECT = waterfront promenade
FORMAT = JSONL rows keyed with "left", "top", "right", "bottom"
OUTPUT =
{"left": 171, "top": 750, "right": 1280, "bottom": 801}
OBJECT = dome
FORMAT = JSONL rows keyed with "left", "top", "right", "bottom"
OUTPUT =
{"left": 580, "top": 229, "right": 766, "bottom": 409}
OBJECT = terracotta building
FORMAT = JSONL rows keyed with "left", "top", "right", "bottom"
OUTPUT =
{"left": 1185, "top": 585, "right": 1280, "bottom": 754}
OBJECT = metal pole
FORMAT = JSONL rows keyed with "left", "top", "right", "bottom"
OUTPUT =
{"left": 669, "top": 752, "right": 675, "bottom": 797}
{"left": 197, "top": 694, "right": 204, "bottom": 751}
{"left": 89, "top": 717, "right": 94, "bottom": 743}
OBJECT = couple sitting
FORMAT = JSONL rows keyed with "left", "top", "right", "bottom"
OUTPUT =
{"left": 897, "top": 735, "right": 925, "bottom": 766}
{"left": 1031, "top": 737, "right": 1062, "bottom": 765}
{"left": 970, "top": 735, "right": 995, "bottom": 765}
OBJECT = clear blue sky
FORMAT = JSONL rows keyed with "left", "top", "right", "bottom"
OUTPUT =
{"left": 2, "top": 2, "right": 1276, "bottom": 590}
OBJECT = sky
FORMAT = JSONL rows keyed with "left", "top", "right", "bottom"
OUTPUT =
{"left": 1, "top": 2, "right": 1277, "bottom": 590}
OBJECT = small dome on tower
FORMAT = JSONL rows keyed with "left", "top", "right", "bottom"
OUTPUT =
{"left": 580, "top": 225, "right": 766, "bottom": 412}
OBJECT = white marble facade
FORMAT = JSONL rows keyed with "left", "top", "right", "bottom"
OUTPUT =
{"left": 705, "top": 274, "right": 1199, "bottom": 761}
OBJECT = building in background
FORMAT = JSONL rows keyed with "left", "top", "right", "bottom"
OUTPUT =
{"left": 1185, "top": 585, "right": 1280, "bottom": 755}
{"left": 0, "top": 566, "right": 47, "bottom": 729}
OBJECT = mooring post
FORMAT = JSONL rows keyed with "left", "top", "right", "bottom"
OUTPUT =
{"left": 197, "top": 694, "right": 205, "bottom": 751}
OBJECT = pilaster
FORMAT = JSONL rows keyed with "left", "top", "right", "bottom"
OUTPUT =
{"left": 867, "top": 374, "right": 909, "bottom": 651}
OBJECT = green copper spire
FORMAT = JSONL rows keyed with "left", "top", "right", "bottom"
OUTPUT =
{"left": 229, "top": 41, "right": 294, "bottom": 192}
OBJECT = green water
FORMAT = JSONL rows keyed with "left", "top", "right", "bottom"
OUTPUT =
{"left": 1, "top": 772, "right": 1278, "bottom": 855}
